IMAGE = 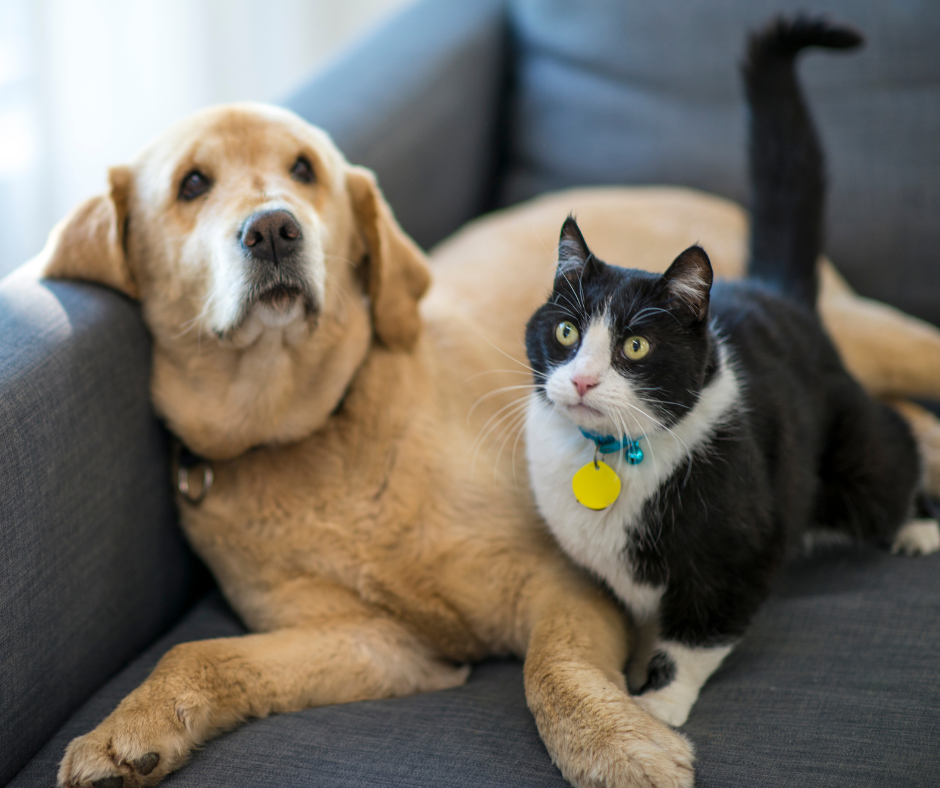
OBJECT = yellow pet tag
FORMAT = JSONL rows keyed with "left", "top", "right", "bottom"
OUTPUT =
{"left": 572, "top": 460, "right": 622, "bottom": 510}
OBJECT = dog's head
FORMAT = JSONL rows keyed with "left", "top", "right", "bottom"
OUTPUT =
{"left": 39, "top": 103, "right": 430, "bottom": 458}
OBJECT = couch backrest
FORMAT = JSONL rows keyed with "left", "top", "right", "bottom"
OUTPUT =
{"left": 500, "top": 0, "right": 940, "bottom": 326}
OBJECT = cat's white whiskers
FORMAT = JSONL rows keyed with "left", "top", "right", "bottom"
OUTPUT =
{"left": 560, "top": 268, "right": 587, "bottom": 315}
{"left": 622, "top": 404, "right": 664, "bottom": 489}
{"left": 630, "top": 306, "right": 682, "bottom": 328}
{"left": 622, "top": 397, "right": 691, "bottom": 457}
{"left": 629, "top": 406, "right": 663, "bottom": 485}
{"left": 467, "top": 369, "right": 547, "bottom": 381}
{"left": 650, "top": 399, "right": 693, "bottom": 411}
{"left": 613, "top": 411, "right": 632, "bottom": 476}
{"left": 530, "top": 220, "right": 559, "bottom": 266}
{"left": 470, "top": 326, "right": 541, "bottom": 376}
{"left": 512, "top": 397, "right": 555, "bottom": 488}
{"left": 467, "top": 384, "right": 543, "bottom": 423}
{"left": 470, "top": 397, "right": 535, "bottom": 474}
{"left": 614, "top": 396, "right": 695, "bottom": 479}
{"left": 493, "top": 403, "right": 533, "bottom": 484}
{"left": 471, "top": 396, "right": 533, "bottom": 454}
{"left": 577, "top": 256, "right": 593, "bottom": 312}
{"left": 497, "top": 396, "right": 541, "bottom": 479}
{"left": 509, "top": 410, "right": 533, "bottom": 487}
{"left": 552, "top": 302, "right": 586, "bottom": 324}
{"left": 555, "top": 291, "right": 586, "bottom": 320}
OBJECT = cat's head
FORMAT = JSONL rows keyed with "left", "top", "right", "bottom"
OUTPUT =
{"left": 525, "top": 217, "right": 716, "bottom": 437}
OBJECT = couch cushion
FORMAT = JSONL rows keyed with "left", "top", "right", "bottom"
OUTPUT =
{"left": 9, "top": 547, "right": 940, "bottom": 787}
{"left": 501, "top": 0, "right": 940, "bottom": 326}
{"left": 7, "top": 593, "right": 571, "bottom": 788}
{"left": 687, "top": 546, "right": 940, "bottom": 787}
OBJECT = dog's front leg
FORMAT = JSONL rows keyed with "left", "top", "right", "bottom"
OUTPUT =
{"left": 58, "top": 617, "right": 468, "bottom": 788}
{"left": 520, "top": 575, "right": 694, "bottom": 788}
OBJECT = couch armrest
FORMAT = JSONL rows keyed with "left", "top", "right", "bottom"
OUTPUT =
{"left": 0, "top": 273, "right": 197, "bottom": 784}
{"left": 283, "top": 0, "right": 510, "bottom": 250}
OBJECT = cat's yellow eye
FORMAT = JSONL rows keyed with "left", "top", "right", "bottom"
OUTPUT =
{"left": 623, "top": 336, "right": 650, "bottom": 360}
{"left": 555, "top": 321, "right": 580, "bottom": 347}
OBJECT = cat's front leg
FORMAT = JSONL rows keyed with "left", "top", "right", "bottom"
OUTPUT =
{"left": 634, "top": 641, "right": 734, "bottom": 728}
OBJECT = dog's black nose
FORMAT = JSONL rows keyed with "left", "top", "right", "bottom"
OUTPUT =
{"left": 240, "top": 210, "right": 302, "bottom": 264}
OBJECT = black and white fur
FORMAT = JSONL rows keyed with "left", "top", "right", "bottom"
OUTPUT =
{"left": 523, "top": 17, "right": 940, "bottom": 728}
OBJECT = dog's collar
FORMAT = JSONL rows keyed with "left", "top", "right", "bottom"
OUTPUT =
{"left": 175, "top": 443, "right": 214, "bottom": 504}
{"left": 579, "top": 427, "right": 645, "bottom": 465}
{"left": 170, "top": 373, "right": 355, "bottom": 507}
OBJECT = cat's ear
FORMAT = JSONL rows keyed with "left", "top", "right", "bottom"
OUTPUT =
{"left": 662, "top": 245, "right": 713, "bottom": 322}
{"left": 554, "top": 216, "right": 597, "bottom": 285}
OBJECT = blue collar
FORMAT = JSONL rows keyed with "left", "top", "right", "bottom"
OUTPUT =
{"left": 579, "top": 427, "right": 645, "bottom": 465}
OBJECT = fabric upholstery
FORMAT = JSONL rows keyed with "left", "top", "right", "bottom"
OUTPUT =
{"left": 7, "top": 593, "right": 572, "bottom": 788}
{"left": 687, "top": 546, "right": 940, "bottom": 787}
{"left": 501, "top": 0, "right": 940, "bottom": 326}
{"left": 0, "top": 274, "right": 197, "bottom": 785}
{"left": 284, "top": 0, "right": 510, "bottom": 251}
{"left": 11, "top": 547, "right": 939, "bottom": 787}
{"left": 5, "top": 1, "right": 940, "bottom": 785}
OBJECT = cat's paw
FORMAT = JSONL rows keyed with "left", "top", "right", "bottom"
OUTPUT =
{"left": 635, "top": 688, "right": 694, "bottom": 728}
{"left": 891, "top": 518, "right": 940, "bottom": 556}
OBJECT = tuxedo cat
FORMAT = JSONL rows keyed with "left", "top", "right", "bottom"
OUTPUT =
{"left": 523, "top": 17, "right": 940, "bottom": 728}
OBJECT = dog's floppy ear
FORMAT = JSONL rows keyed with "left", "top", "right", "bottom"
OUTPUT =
{"left": 346, "top": 166, "right": 430, "bottom": 351}
{"left": 39, "top": 165, "right": 139, "bottom": 299}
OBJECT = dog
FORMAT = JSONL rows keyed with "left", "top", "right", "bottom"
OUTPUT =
{"left": 38, "top": 103, "right": 940, "bottom": 788}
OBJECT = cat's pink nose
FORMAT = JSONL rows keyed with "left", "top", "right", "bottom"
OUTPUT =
{"left": 572, "top": 375, "right": 599, "bottom": 397}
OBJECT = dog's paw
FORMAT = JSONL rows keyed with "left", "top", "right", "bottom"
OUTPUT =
{"left": 579, "top": 711, "right": 694, "bottom": 788}
{"left": 892, "top": 518, "right": 940, "bottom": 556}
{"left": 58, "top": 729, "right": 166, "bottom": 788}
{"left": 57, "top": 702, "right": 193, "bottom": 788}
{"left": 549, "top": 697, "right": 695, "bottom": 788}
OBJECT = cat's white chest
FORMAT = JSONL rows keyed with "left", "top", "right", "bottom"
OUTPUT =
{"left": 525, "top": 401, "right": 668, "bottom": 622}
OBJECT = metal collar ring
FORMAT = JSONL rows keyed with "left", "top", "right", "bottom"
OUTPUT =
{"left": 178, "top": 463, "right": 214, "bottom": 504}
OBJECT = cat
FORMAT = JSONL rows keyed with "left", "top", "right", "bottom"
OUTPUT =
{"left": 522, "top": 16, "right": 940, "bottom": 729}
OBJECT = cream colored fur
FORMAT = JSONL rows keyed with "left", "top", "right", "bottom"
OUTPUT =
{"left": 37, "top": 107, "right": 940, "bottom": 788}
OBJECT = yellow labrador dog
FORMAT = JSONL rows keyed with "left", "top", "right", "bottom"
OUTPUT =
{"left": 38, "top": 103, "right": 940, "bottom": 788}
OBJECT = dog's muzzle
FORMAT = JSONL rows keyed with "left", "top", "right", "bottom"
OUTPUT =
{"left": 231, "top": 209, "right": 319, "bottom": 328}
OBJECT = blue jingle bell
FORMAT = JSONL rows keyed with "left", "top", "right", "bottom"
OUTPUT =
{"left": 625, "top": 440, "right": 644, "bottom": 465}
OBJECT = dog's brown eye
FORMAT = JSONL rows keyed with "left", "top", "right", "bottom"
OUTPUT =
{"left": 290, "top": 156, "right": 315, "bottom": 184}
{"left": 179, "top": 170, "right": 211, "bottom": 201}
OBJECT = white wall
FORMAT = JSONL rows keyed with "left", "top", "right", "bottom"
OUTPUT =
{"left": 0, "top": 0, "right": 414, "bottom": 277}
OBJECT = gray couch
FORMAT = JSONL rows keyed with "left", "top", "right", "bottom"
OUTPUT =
{"left": 2, "top": 1, "right": 938, "bottom": 786}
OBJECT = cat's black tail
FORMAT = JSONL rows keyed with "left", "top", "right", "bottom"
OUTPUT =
{"left": 744, "top": 16, "right": 862, "bottom": 308}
